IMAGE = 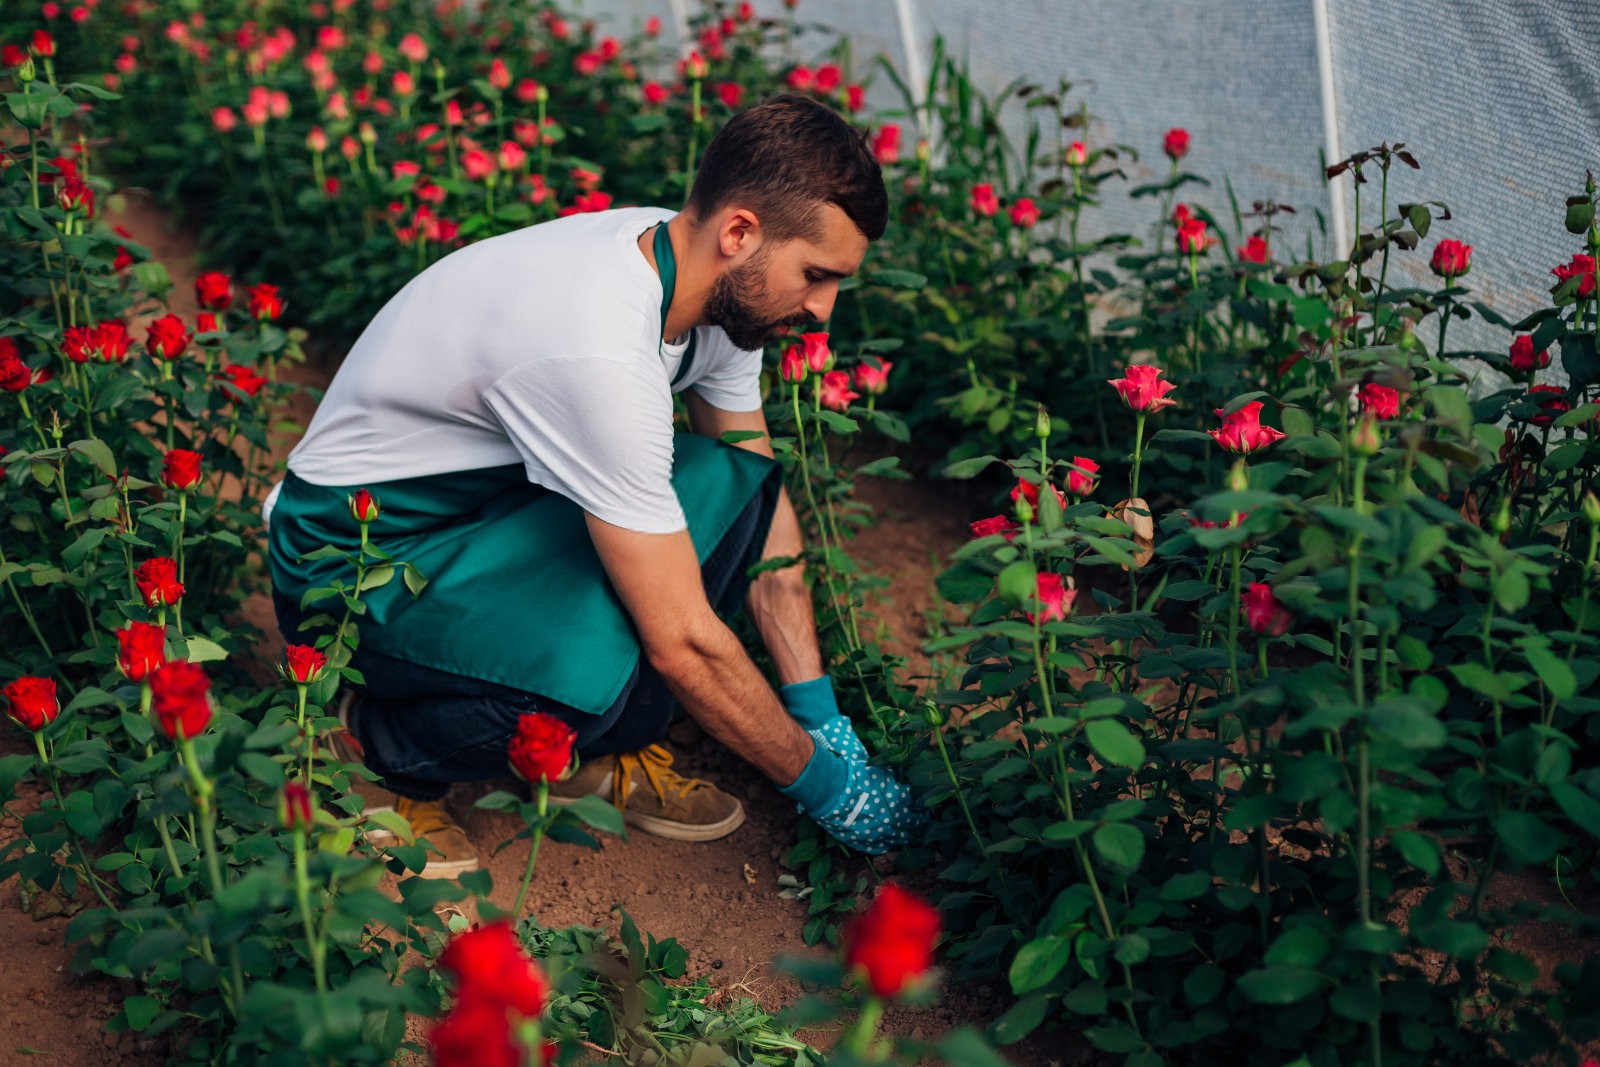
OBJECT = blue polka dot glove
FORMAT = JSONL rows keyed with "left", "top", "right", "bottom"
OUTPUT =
{"left": 780, "top": 676, "right": 870, "bottom": 763}
{"left": 776, "top": 737, "right": 924, "bottom": 855}
{"left": 811, "top": 756, "right": 924, "bottom": 855}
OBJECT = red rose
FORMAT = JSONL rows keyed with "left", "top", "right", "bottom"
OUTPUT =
{"left": 815, "top": 64, "right": 841, "bottom": 93}
{"left": 846, "top": 85, "right": 864, "bottom": 113}
{"left": 283, "top": 644, "right": 327, "bottom": 684}
{"left": 149, "top": 660, "right": 212, "bottom": 740}
{"left": 62, "top": 325, "right": 93, "bottom": 364}
{"left": 1552, "top": 254, "right": 1597, "bottom": 297}
{"left": 799, "top": 332, "right": 832, "bottom": 373}
{"left": 1108, "top": 363, "right": 1177, "bottom": 413}
{"left": 0, "top": 348, "right": 31, "bottom": 392}
{"left": 1163, "top": 127, "right": 1189, "bottom": 161}
{"left": 716, "top": 81, "right": 742, "bottom": 109}
{"left": 134, "top": 557, "right": 185, "bottom": 608}
{"left": 779, "top": 345, "right": 806, "bottom": 384}
{"left": 842, "top": 884, "right": 940, "bottom": 998}
{"left": 1208, "top": 401, "right": 1285, "bottom": 455}
{"left": 30, "top": 30, "right": 56, "bottom": 57}
{"left": 1066, "top": 456, "right": 1099, "bottom": 496}
{"left": 1429, "top": 239, "right": 1472, "bottom": 280}
{"left": 280, "top": 781, "right": 313, "bottom": 831}
{"left": 439, "top": 921, "right": 550, "bottom": 1017}
{"left": 642, "top": 81, "right": 667, "bottom": 105}
{"left": 2, "top": 44, "right": 26, "bottom": 67}
{"left": 1528, "top": 384, "right": 1570, "bottom": 427}
{"left": 115, "top": 621, "right": 166, "bottom": 683}
{"left": 1508, "top": 334, "right": 1549, "bottom": 372}
{"left": 430, "top": 999, "right": 523, "bottom": 1067}
{"left": 218, "top": 362, "right": 267, "bottom": 397}
{"left": 786, "top": 65, "right": 813, "bottom": 92}
{"left": 852, "top": 358, "right": 892, "bottom": 396}
{"left": 161, "top": 448, "right": 202, "bottom": 491}
{"left": 196, "top": 312, "right": 220, "bottom": 335}
{"left": 349, "top": 489, "right": 379, "bottom": 523}
{"left": 968, "top": 515, "right": 1020, "bottom": 541}
{"left": 194, "top": 271, "right": 233, "bottom": 309}
{"left": 1243, "top": 582, "right": 1292, "bottom": 637}
{"left": 1008, "top": 197, "right": 1040, "bottom": 229}
{"left": 871, "top": 124, "right": 900, "bottom": 165}
{"left": 818, "top": 370, "right": 859, "bottom": 412}
{"left": 970, "top": 183, "right": 999, "bottom": 218}
{"left": 141, "top": 315, "right": 188, "bottom": 363}
{"left": 1178, "top": 216, "right": 1209, "bottom": 254}
{"left": 92, "top": 320, "right": 131, "bottom": 363}
{"left": 247, "top": 282, "right": 283, "bottom": 321}
{"left": 56, "top": 177, "right": 94, "bottom": 216}
{"left": 507, "top": 712, "right": 577, "bottom": 783}
{"left": 1238, "top": 234, "right": 1269, "bottom": 265}
{"left": 1358, "top": 383, "right": 1401, "bottom": 420}
{"left": 1010, "top": 477, "right": 1066, "bottom": 517}
{"left": 4, "top": 677, "right": 60, "bottom": 732}
{"left": 1026, "top": 572, "right": 1076, "bottom": 624}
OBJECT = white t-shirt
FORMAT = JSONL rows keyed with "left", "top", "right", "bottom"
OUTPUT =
{"left": 266, "top": 206, "right": 763, "bottom": 534}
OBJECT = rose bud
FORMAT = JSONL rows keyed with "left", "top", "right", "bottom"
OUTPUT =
{"left": 1163, "top": 126, "right": 1190, "bottom": 161}
{"left": 1026, "top": 572, "right": 1075, "bottom": 624}
{"left": 1581, "top": 490, "right": 1600, "bottom": 527}
{"left": 1429, "top": 238, "right": 1472, "bottom": 280}
{"left": 846, "top": 84, "right": 865, "bottom": 112}
{"left": 134, "top": 557, "right": 185, "bottom": 608}
{"left": 1065, "top": 456, "right": 1099, "bottom": 496}
{"left": 115, "top": 621, "right": 167, "bottom": 683}
{"left": 969, "top": 182, "right": 998, "bottom": 217}
{"left": 507, "top": 711, "right": 577, "bottom": 784}
{"left": 161, "top": 448, "right": 203, "bottom": 491}
{"left": 1010, "top": 476, "right": 1065, "bottom": 518}
{"left": 842, "top": 884, "right": 941, "bottom": 998}
{"left": 1508, "top": 334, "right": 1549, "bottom": 373}
{"left": 800, "top": 332, "right": 832, "bottom": 373}
{"left": 1238, "top": 234, "right": 1269, "bottom": 265}
{"left": 4, "top": 676, "right": 60, "bottom": 732}
{"left": 818, "top": 369, "right": 859, "bottom": 412}
{"left": 1351, "top": 412, "right": 1382, "bottom": 456}
{"left": 1208, "top": 401, "right": 1286, "bottom": 455}
{"left": 438, "top": 921, "right": 550, "bottom": 1017}
{"left": 779, "top": 345, "right": 806, "bottom": 384}
{"left": 969, "top": 515, "right": 1020, "bottom": 541}
{"left": 145, "top": 313, "right": 191, "bottom": 360}
{"left": 1065, "top": 140, "right": 1087, "bottom": 167}
{"left": 1008, "top": 197, "right": 1040, "bottom": 229}
{"left": 1528, "top": 384, "right": 1570, "bottom": 427}
{"left": 852, "top": 358, "right": 892, "bottom": 396}
{"left": 247, "top": 282, "right": 283, "bottom": 321}
{"left": 194, "top": 271, "right": 233, "bottom": 309}
{"left": 1358, "top": 383, "right": 1400, "bottom": 420}
{"left": 349, "top": 489, "right": 380, "bottom": 523}
{"left": 1243, "top": 582, "right": 1292, "bottom": 637}
{"left": 282, "top": 643, "right": 327, "bottom": 684}
{"left": 279, "top": 781, "right": 313, "bottom": 832}
{"left": 149, "top": 660, "right": 212, "bottom": 740}
{"left": 1107, "top": 363, "right": 1177, "bottom": 412}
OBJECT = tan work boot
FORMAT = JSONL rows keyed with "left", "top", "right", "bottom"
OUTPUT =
{"left": 548, "top": 743, "right": 745, "bottom": 842}
{"left": 327, "top": 691, "right": 480, "bottom": 878}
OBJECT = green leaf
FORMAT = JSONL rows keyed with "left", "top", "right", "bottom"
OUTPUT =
{"left": 996, "top": 559, "right": 1037, "bottom": 606}
{"left": 238, "top": 752, "right": 285, "bottom": 787}
{"left": 366, "top": 808, "right": 414, "bottom": 844}
{"left": 1009, "top": 935, "right": 1071, "bottom": 995}
{"left": 122, "top": 995, "right": 161, "bottom": 1031}
{"left": 68, "top": 438, "right": 117, "bottom": 478}
{"left": 63, "top": 686, "right": 116, "bottom": 715}
{"left": 359, "top": 564, "right": 396, "bottom": 592}
{"left": 1390, "top": 830, "right": 1441, "bottom": 876}
{"left": 1236, "top": 966, "right": 1327, "bottom": 1004}
{"left": 473, "top": 790, "right": 520, "bottom": 811}
{"left": 559, "top": 794, "right": 625, "bottom": 837}
{"left": 1085, "top": 720, "right": 1144, "bottom": 768}
{"left": 934, "top": 1028, "right": 1010, "bottom": 1067}
{"left": 403, "top": 562, "right": 429, "bottom": 597}
{"left": 1550, "top": 783, "right": 1600, "bottom": 838}
{"left": 1495, "top": 811, "right": 1562, "bottom": 864}
{"left": 181, "top": 635, "right": 229, "bottom": 663}
{"left": 1159, "top": 870, "right": 1211, "bottom": 901}
{"left": 1522, "top": 642, "right": 1577, "bottom": 701}
{"left": 941, "top": 454, "right": 999, "bottom": 479}
{"left": 1091, "top": 822, "right": 1144, "bottom": 870}
{"left": 1184, "top": 964, "right": 1225, "bottom": 1005}
{"left": 1265, "top": 926, "right": 1330, "bottom": 967}
{"left": 719, "top": 429, "right": 766, "bottom": 444}
{"left": 988, "top": 992, "right": 1049, "bottom": 1045}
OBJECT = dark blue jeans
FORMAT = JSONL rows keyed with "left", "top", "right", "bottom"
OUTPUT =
{"left": 272, "top": 489, "right": 776, "bottom": 801}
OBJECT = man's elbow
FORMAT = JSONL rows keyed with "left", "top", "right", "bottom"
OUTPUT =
{"left": 642, "top": 613, "right": 728, "bottom": 681}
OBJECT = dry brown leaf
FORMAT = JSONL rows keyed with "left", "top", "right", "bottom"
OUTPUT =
{"left": 1111, "top": 497, "right": 1155, "bottom": 569}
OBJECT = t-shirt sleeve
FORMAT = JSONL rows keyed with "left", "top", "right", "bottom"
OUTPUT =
{"left": 685, "top": 328, "right": 763, "bottom": 412}
{"left": 483, "top": 356, "right": 687, "bottom": 534}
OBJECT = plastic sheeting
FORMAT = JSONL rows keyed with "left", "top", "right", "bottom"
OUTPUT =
{"left": 582, "top": 1, "right": 1600, "bottom": 378}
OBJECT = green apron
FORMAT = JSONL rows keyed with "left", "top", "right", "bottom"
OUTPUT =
{"left": 267, "top": 219, "right": 780, "bottom": 715}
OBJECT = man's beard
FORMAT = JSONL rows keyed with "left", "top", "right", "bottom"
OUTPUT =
{"left": 703, "top": 247, "right": 807, "bottom": 350}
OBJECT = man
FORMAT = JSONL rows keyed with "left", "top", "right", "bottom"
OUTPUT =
{"left": 264, "top": 94, "right": 922, "bottom": 877}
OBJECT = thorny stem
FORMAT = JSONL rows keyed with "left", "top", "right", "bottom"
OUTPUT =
{"left": 513, "top": 780, "right": 549, "bottom": 917}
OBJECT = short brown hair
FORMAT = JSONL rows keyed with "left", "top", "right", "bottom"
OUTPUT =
{"left": 687, "top": 92, "right": 887, "bottom": 243}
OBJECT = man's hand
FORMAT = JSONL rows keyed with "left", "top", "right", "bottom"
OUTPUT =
{"left": 584, "top": 513, "right": 814, "bottom": 787}
{"left": 802, "top": 756, "right": 924, "bottom": 855}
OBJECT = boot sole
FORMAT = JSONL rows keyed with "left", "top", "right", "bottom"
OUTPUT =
{"left": 548, "top": 793, "right": 747, "bottom": 842}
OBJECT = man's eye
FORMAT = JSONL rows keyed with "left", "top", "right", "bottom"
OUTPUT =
{"left": 806, "top": 271, "right": 825, "bottom": 283}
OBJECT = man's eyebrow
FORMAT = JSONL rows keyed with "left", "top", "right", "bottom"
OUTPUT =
{"left": 807, "top": 264, "right": 852, "bottom": 279}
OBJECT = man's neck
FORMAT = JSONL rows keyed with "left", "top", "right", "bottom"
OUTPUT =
{"left": 637, "top": 213, "right": 708, "bottom": 344}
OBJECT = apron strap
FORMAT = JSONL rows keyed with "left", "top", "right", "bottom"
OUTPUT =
{"left": 654, "top": 220, "right": 697, "bottom": 388}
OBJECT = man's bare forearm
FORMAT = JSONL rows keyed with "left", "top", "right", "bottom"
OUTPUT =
{"left": 651, "top": 617, "right": 814, "bottom": 786}
{"left": 746, "top": 488, "right": 824, "bottom": 686}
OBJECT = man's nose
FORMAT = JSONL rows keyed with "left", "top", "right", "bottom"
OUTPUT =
{"left": 804, "top": 284, "right": 839, "bottom": 324}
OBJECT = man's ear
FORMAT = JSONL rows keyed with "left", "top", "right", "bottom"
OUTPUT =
{"left": 718, "top": 207, "right": 761, "bottom": 258}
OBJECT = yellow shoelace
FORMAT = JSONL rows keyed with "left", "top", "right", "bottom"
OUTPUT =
{"left": 395, "top": 797, "right": 456, "bottom": 837}
{"left": 612, "top": 744, "right": 709, "bottom": 810}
